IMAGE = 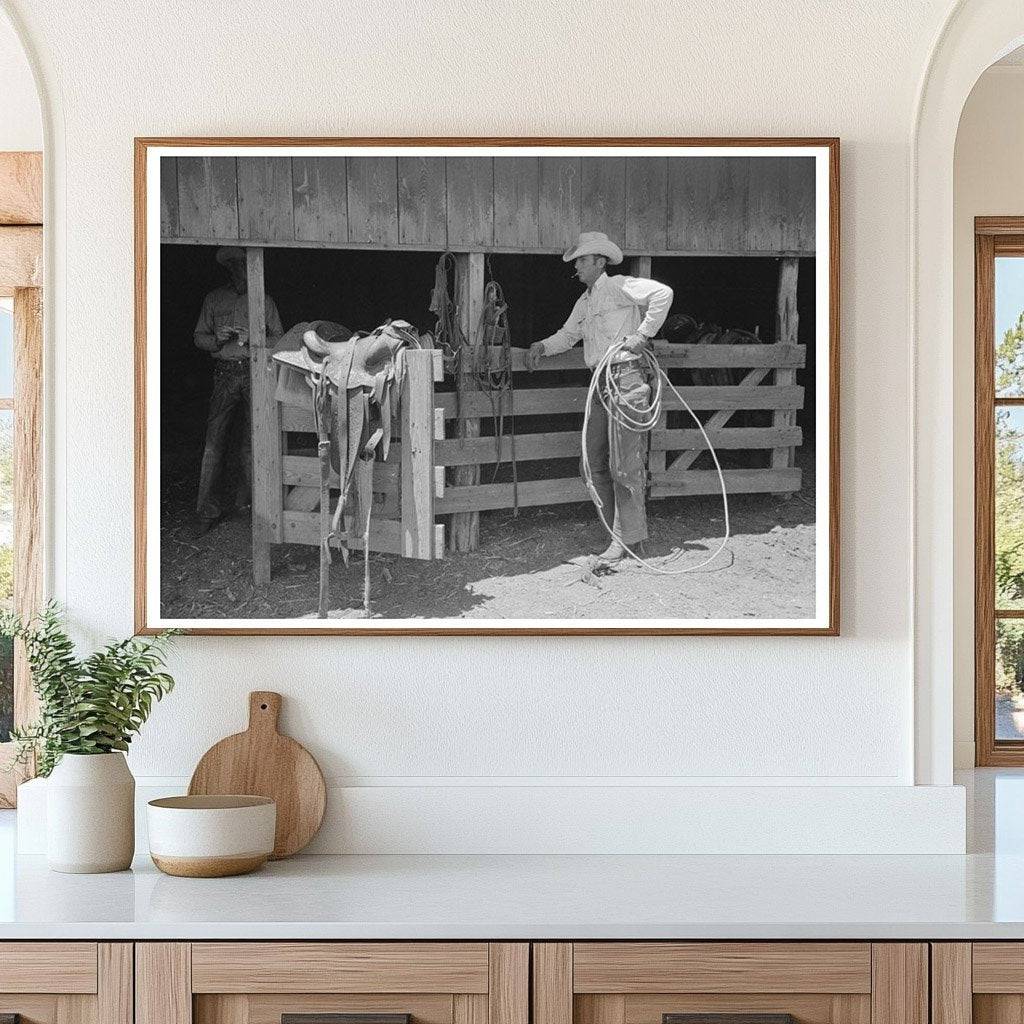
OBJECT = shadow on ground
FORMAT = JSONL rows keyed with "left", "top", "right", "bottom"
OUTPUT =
{"left": 160, "top": 448, "right": 817, "bottom": 622}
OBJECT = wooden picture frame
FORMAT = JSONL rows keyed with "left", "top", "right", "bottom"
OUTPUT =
{"left": 135, "top": 137, "right": 840, "bottom": 636}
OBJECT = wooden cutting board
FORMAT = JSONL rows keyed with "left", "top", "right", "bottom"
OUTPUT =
{"left": 188, "top": 691, "right": 326, "bottom": 859}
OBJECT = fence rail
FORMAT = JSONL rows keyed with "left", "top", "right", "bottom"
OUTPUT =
{"left": 436, "top": 340, "right": 808, "bottom": 514}
{"left": 274, "top": 340, "right": 809, "bottom": 551}
{"left": 490, "top": 341, "right": 806, "bottom": 372}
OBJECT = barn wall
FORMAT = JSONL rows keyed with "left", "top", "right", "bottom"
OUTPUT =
{"left": 162, "top": 154, "right": 817, "bottom": 256}
{"left": 7, "top": 0, "right": 971, "bottom": 852}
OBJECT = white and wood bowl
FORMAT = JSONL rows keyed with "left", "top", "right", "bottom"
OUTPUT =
{"left": 147, "top": 795, "right": 276, "bottom": 877}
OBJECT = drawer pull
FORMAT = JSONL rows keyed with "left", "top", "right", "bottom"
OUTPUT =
{"left": 283, "top": 1016, "right": 411, "bottom": 1024}
{"left": 665, "top": 1016, "right": 796, "bottom": 1024}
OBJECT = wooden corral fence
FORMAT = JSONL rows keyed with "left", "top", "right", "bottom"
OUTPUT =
{"left": 433, "top": 255, "right": 805, "bottom": 540}
{"left": 160, "top": 152, "right": 815, "bottom": 572}
{"left": 276, "top": 347, "right": 444, "bottom": 563}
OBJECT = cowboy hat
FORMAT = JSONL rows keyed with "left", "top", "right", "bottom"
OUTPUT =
{"left": 562, "top": 231, "right": 623, "bottom": 265}
{"left": 215, "top": 246, "right": 246, "bottom": 266}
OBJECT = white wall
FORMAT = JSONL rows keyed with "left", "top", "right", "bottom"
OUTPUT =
{"left": 0, "top": 0, "right": 975, "bottom": 851}
{"left": 952, "top": 65, "right": 1024, "bottom": 768}
{"left": 0, "top": 8, "right": 39, "bottom": 151}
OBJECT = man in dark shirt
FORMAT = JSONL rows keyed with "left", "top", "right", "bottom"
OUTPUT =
{"left": 192, "top": 246, "right": 283, "bottom": 534}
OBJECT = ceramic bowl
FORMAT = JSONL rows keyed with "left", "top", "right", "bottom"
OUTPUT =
{"left": 146, "top": 795, "right": 276, "bottom": 877}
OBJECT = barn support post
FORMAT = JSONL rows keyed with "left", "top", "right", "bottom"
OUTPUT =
{"left": 629, "top": 255, "right": 666, "bottom": 481}
{"left": 772, "top": 257, "right": 800, "bottom": 472}
{"left": 246, "top": 246, "right": 282, "bottom": 588}
{"left": 450, "top": 251, "right": 485, "bottom": 552}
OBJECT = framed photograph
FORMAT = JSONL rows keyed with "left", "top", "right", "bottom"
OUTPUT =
{"left": 135, "top": 137, "right": 839, "bottom": 635}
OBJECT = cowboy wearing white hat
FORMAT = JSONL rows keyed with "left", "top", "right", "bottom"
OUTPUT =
{"left": 526, "top": 231, "right": 673, "bottom": 561}
{"left": 192, "top": 246, "right": 284, "bottom": 534}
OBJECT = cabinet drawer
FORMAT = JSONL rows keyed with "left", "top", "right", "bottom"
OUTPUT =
{"left": 572, "top": 944, "right": 872, "bottom": 994}
{"left": 191, "top": 943, "right": 490, "bottom": 993}
{"left": 0, "top": 942, "right": 98, "bottom": 993}
{"left": 0, "top": 943, "right": 130, "bottom": 1024}
{"left": 935, "top": 943, "right": 1024, "bottom": 1024}
{"left": 534, "top": 943, "right": 925, "bottom": 1024}
{"left": 139, "top": 942, "right": 528, "bottom": 1024}
{"left": 973, "top": 943, "right": 1024, "bottom": 992}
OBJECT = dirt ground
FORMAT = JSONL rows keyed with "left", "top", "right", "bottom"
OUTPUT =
{"left": 159, "top": 448, "right": 817, "bottom": 623}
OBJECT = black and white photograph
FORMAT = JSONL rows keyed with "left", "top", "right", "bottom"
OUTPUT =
{"left": 137, "top": 140, "right": 838, "bottom": 634}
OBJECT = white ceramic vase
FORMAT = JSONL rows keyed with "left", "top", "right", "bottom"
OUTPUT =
{"left": 46, "top": 752, "right": 135, "bottom": 873}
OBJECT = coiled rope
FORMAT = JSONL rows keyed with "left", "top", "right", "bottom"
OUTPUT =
{"left": 581, "top": 340, "right": 731, "bottom": 574}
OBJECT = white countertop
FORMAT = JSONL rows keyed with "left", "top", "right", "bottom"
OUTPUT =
{"left": 1, "top": 770, "right": 1022, "bottom": 941}
{"left": 2, "top": 849, "right": 1024, "bottom": 940}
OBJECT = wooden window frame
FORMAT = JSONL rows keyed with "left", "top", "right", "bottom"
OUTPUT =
{"left": 975, "top": 217, "right": 1024, "bottom": 765}
{"left": 0, "top": 151, "right": 43, "bottom": 806}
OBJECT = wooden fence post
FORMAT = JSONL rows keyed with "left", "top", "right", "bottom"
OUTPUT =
{"left": 401, "top": 349, "right": 435, "bottom": 558}
{"left": 246, "top": 246, "right": 281, "bottom": 587}
{"left": 450, "top": 251, "right": 485, "bottom": 552}
{"left": 772, "top": 257, "right": 800, "bottom": 471}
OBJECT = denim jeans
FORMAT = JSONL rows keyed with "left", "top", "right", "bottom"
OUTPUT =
{"left": 582, "top": 362, "right": 650, "bottom": 545}
{"left": 195, "top": 360, "right": 252, "bottom": 521}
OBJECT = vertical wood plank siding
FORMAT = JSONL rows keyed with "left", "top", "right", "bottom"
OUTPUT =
{"left": 446, "top": 157, "right": 494, "bottom": 248}
{"left": 538, "top": 157, "right": 583, "bottom": 249}
{"left": 159, "top": 156, "right": 178, "bottom": 238}
{"left": 292, "top": 156, "right": 349, "bottom": 243}
{"left": 494, "top": 156, "right": 540, "bottom": 248}
{"left": 625, "top": 157, "right": 668, "bottom": 251}
{"left": 398, "top": 157, "right": 447, "bottom": 247}
{"left": 163, "top": 154, "right": 816, "bottom": 254}
{"left": 176, "top": 156, "right": 238, "bottom": 239}
{"left": 745, "top": 155, "right": 783, "bottom": 252}
{"left": 347, "top": 156, "right": 399, "bottom": 244}
{"left": 582, "top": 157, "right": 627, "bottom": 245}
{"left": 783, "top": 156, "right": 817, "bottom": 251}
{"left": 237, "top": 156, "right": 295, "bottom": 242}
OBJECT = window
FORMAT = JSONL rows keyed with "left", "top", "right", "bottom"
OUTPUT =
{"left": 0, "top": 150, "right": 43, "bottom": 806}
{"left": 0, "top": 299, "right": 12, "bottom": 744}
{"left": 976, "top": 222, "right": 1024, "bottom": 764}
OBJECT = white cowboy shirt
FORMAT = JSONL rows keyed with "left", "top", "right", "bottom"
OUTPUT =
{"left": 539, "top": 271, "right": 673, "bottom": 367}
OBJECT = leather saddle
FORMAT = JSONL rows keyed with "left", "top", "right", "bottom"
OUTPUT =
{"left": 272, "top": 319, "right": 426, "bottom": 612}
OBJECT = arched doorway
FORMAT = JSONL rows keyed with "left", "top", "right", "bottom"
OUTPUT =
{"left": 914, "top": 0, "right": 1024, "bottom": 785}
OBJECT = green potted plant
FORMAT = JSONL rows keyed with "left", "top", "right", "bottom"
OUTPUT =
{"left": 2, "top": 603, "right": 177, "bottom": 873}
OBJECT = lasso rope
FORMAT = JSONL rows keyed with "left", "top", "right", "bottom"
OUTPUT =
{"left": 581, "top": 340, "right": 731, "bottom": 575}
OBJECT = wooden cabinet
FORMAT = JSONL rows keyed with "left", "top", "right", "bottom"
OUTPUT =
{"left": 136, "top": 943, "right": 528, "bottom": 1024}
{"left": 0, "top": 943, "right": 132, "bottom": 1024}
{"left": 532, "top": 944, "right": 928, "bottom": 1024}
{"left": 0, "top": 938, "right": 942, "bottom": 1024}
{"left": 931, "top": 943, "right": 1024, "bottom": 1024}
